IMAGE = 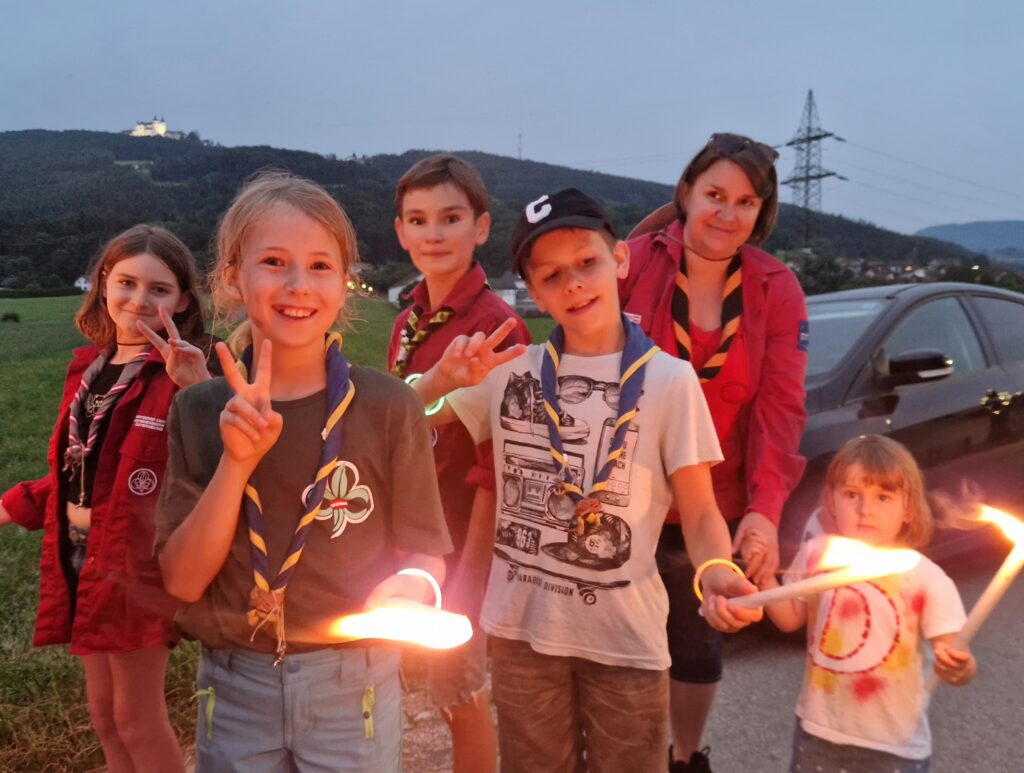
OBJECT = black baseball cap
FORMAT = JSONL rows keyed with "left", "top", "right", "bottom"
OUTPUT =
{"left": 511, "top": 188, "right": 617, "bottom": 275}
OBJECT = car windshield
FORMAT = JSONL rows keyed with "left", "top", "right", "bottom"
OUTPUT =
{"left": 806, "top": 299, "right": 888, "bottom": 375}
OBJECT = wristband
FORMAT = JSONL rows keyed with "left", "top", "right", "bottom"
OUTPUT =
{"left": 397, "top": 567, "right": 443, "bottom": 609}
{"left": 692, "top": 558, "right": 746, "bottom": 602}
{"left": 404, "top": 373, "right": 445, "bottom": 416}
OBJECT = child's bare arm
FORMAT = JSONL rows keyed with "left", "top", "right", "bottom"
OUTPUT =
{"left": 755, "top": 571, "right": 808, "bottom": 632}
{"left": 447, "top": 486, "right": 498, "bottom": 619}
{"left": 670, "top": 462, "right": 763, "bottom": 632}
{"left": 0, "top": 502, "right": 12, "bottom": 527}
{"left": 160, "top": 341, "right": 282, "bottom": 602}
{"left": 931, "top": 633, "right": 977, "bottom": 686}
{"left": 410, "top": 318, "right": 525, "bottom": 426}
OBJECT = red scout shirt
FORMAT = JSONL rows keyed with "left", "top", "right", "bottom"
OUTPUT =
{"left": 2, "top": 346, "right": 180, "bottom": 654}
{"left": 387, "top": 262, "right": 531, "bottom": 560}
{"left": 620, "top": 220, "right": 808, "bottom": 526}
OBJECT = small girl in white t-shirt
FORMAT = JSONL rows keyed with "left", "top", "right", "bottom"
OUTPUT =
{"left": 757, "top": 435, "right": 976, "bottom": 772}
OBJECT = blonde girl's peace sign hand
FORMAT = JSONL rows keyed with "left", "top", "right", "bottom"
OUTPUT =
{"left": 215, "top": 340, "right": 283, "bottom": 470}
{"left": 137, "top": 306, "right": 212, "bottom": 389}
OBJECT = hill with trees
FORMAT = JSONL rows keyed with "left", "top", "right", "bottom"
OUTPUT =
{"left": 916, "top": 220, "right": 1024, "bottom": 266}
{"left": 0, "top": 130, "right": 985, "bottom": 291}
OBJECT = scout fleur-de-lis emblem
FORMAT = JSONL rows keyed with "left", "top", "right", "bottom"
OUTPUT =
{"left": 314, "top": 461, "right": 374, "bottom": 538}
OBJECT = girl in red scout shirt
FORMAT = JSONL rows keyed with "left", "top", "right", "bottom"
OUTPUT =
{"left": 619, "top": 133, "right": 809, "bottom": 773}
{"left": 0, "top": 224, "right": 215, "bottom": 773}
{"left": 155, "top": 171, "right": 451, "bottom": 772}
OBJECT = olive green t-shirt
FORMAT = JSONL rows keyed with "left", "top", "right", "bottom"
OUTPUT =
{"left": 154, "top": 365, "right": 452, "bottom": 652}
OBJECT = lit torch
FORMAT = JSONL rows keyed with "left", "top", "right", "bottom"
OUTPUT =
{"left": 928, "top": 505, "right": 1024, "bottom": 691}
{"left": 330, "top": 601, "right": 472, "bottom": 649}
{"left": 329, "top": 568, "right": 473, "bottom": 650}
{"left": 729, "top": 536, "right": 921, "bottom": 609}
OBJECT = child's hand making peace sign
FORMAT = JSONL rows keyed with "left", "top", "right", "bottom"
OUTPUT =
{"left": 215, "top": 340, "right": 283, "bottom": 469}
{"left": 137, "top": 306, "right": 212, "bottom": 389}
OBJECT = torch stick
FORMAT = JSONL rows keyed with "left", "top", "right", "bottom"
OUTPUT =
{"left": 728, "top": 536, "right": 921, "bottom": 610}
{"left": 928, "top": 506, "right": 1024, "bottom": 691}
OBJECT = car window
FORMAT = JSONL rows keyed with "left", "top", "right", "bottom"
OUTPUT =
{"left": 882, "top": 297, "right": 985, "bottom": 374}
{"left": 972, "top": 296, "right": 1024, "bottom": 364}
{"left": 806, "top": 299, "right": 887, "bottom": 375}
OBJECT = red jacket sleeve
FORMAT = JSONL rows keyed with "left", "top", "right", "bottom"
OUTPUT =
{"left": 619, "top": 234, "right": 657, "bottom": 307}
{"left": 2, "top": 477, "right": 51, "bottom": 531}
{"left": 744, "top": 269, "right": 809, "bottom": 525}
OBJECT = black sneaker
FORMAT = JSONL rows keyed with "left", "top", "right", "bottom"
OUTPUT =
{"left": 668, "top": 745, "right": 712, "bottom": 773}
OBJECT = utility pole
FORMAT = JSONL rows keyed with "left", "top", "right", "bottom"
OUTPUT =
{"left": 782, "top": 90, "right": 846, "bottom": 247}
{"left": 518, "top": 132, "right": 522, "bottom": 162}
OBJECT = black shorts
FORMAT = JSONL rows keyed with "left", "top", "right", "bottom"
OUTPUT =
{"left": 655, "top": 522, "right": 738, "bottom": 684}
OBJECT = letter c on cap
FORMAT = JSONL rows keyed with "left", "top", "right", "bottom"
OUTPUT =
{"left": 526, "top": 195, "right": 552, "bottom": 223}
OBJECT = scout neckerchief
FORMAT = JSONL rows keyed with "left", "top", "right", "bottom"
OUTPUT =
{"left": 671, "top": 253, "right": 743, "bottom": 382}
{"left": 64, "top": 347, "right": 150, "bottom": 505}
{"left": 235, "top": 332, "right": 355, "bottom": 663}
{"left": 540, "top": 316, "right": 659, "bottom": 530}
{"left": 390, "top": 304, "right": 453, "bottom": 377}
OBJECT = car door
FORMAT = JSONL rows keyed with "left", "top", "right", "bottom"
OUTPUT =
{"left": 962, "top": 294, "right": 1024, "bottom": 511}
{"left": 857, "top": 295, "right": 1016, "bottom": 495}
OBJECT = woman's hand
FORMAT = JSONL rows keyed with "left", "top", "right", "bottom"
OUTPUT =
{"left": 699, "top": 565, "right": 763, "bottom": 633}
{"left": 138, "top": 306, "right": 212, "bottom": 388}
{"left": 216, "top": 341, "right": 282, "bottom": 469}
{"left": 437, "top": 318, "right": 526, "bottom": 390}
{"left": 733, "top": 510, "right": 780, "bottom": 586}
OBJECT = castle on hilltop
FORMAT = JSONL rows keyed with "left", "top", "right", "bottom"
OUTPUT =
{"left": 126, "top": 116, "right": 184, "bottom": 140}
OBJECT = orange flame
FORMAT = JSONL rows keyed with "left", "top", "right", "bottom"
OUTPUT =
{"left": 817, "top": 536, "right": 921, "bottom": 575}
{"left": 980, "top": 505, "right": 1024, "bottom": 546}
{"left": 329, "top": 600, "right": 473, "bottom": 650}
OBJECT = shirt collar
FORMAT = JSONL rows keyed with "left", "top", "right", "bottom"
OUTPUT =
{"left": 409, "top": 261, "right": 489, "bottom": 314}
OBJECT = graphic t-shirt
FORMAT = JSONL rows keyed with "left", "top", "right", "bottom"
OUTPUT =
{"left": 447, "top": 345, "right": 722, "bottom": 670}
{"left": 787, "top": 536, "right": 967, "bottom": 760}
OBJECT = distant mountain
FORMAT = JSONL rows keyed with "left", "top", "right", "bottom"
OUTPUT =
{"left": 916, "top": 220, "right": 1024, "bottom": 256}
{"left": 0, "top": 130, "right": 984, "bottom": 290}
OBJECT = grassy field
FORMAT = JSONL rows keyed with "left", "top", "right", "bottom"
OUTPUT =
{"left": 0, "top": 293, "right": 553, "bottom": 772}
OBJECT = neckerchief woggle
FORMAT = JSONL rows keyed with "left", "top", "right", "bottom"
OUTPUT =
{"left": 234, "top": 332, "right": 355, "bottom": 663}
{"left": 540, "top": 316, "right": 659, "bottom": 529}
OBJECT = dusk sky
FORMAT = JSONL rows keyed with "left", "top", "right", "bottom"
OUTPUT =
{"left": 4, "top": 0, "right": 1022, "bottom": 235}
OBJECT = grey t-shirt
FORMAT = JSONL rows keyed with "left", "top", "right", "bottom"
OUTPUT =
{"left": 155, "top": 365, "right": 452, "bottom": 652}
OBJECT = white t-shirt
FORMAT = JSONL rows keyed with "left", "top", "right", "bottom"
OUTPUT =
{"left": 447, "top": 345, "right": 722, "bottom": 670}
{"left": 787, "top": 535, "right": 967, "bottom": 760}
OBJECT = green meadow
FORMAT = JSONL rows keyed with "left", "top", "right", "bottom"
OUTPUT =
{"left": 0, "top": 294, "right": 552, "bottom": 771}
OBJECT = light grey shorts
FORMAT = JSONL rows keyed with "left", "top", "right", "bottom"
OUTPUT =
{"left": 195, "top": 646, "right": 402, "bottom": 773}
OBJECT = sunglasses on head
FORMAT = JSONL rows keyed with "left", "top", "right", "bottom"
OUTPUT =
{"left": 708, "top": 133, "right": 779, "bottom": 166}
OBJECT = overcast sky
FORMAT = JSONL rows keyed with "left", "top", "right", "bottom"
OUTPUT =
{"left": 3, "top": 0, "right": 1023, "bottom": 234}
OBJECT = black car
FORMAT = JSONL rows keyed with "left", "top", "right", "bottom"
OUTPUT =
{"left": 781, "top": 282, "right": 1024, "bottom": 561}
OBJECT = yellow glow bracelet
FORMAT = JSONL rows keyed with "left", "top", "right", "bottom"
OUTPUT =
{"left": 692, "top": 559, "right": 746, "bottom": 602}
{"left": 404, "top": 373, "right": 445, "bottom": 416}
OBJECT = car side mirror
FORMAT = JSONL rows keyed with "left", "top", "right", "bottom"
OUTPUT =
{"left": 884, "top": 349, "right": 954, "bottom": 388}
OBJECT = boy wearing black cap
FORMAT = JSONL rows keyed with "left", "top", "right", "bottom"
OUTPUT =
{"left": 411, "top": 189, "right": 761, "bottom": 773}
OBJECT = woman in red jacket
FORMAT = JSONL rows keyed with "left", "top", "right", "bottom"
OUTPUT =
{"left": 1, "top": 225, "right": 213, "bottom": 773}
{"left": 619, "top": 134, "right": 808, "bottom": 773}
